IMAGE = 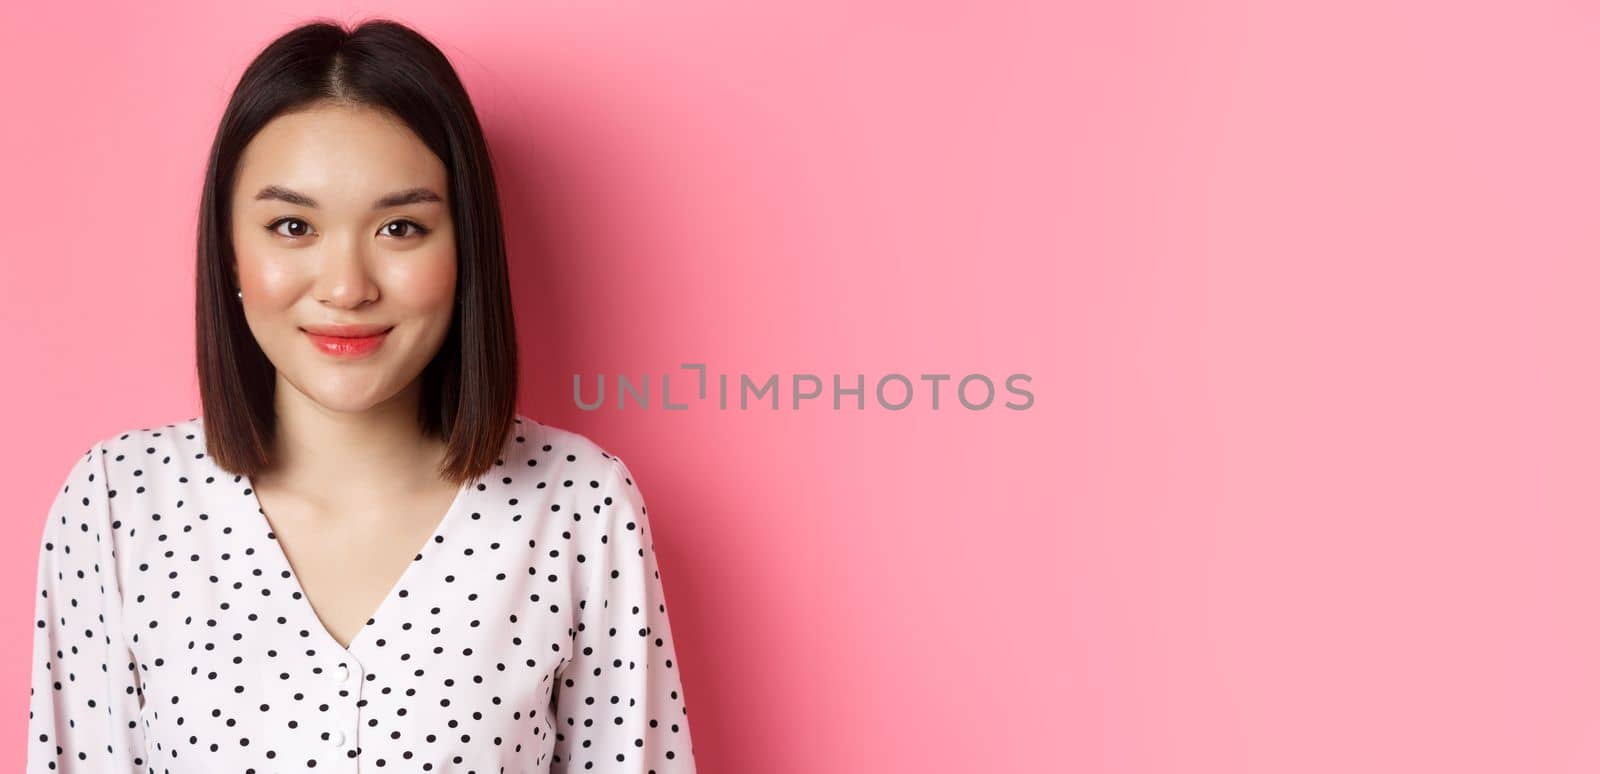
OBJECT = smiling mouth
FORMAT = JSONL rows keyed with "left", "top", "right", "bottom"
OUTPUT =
{"left": 299, "top": 325, "right": 395, "bottom": 337}
{"left": 302, "top": 327, "right": 392, "bottom": 357}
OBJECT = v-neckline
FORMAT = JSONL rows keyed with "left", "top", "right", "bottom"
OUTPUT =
{"left": 237, "top": 468, "right": 472, "bottom": 656}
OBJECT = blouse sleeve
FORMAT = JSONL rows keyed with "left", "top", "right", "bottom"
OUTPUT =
{"left": 552, "top": 455, "right": 697, "bottom": 773}
{"left": 26, "top": 441, "right": 149, "bottom": 773}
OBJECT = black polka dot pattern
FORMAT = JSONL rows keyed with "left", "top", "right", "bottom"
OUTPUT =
{"left": 26, "top": 413, "right": 697, "bottom": 773}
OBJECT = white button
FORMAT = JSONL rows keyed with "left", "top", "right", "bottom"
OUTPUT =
{"left": 333, "top": 663, "right": 350, "bottom": 682}
{"left": 327, "top": 729, "right": 345, "bottom": 746}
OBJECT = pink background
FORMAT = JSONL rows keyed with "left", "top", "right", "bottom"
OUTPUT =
{"left": 3, "top": 1, "right": 1597, "bottom": 772}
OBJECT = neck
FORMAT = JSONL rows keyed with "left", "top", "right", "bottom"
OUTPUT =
{"left": 257, "top": 375, "right": 447, "bottom": 502}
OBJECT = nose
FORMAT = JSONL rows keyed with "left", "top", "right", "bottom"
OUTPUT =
{"left": 313, "top": 234, "right": 380, "bottom": 307}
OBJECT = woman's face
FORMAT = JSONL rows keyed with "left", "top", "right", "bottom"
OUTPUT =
{"left": 230, "top": 102, "right": 456, "bottom": 415}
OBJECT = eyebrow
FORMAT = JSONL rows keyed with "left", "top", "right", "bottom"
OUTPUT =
{"left": 252, "top": 184, "right": 444, "bottom": 210}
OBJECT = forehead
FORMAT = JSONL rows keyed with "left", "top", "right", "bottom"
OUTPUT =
{"left": 233, "top": 104, "right": 447, "bottom": 206}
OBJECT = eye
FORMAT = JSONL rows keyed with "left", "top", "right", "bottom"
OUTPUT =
{"left": 382, "top": 220, "right": 431, "bottom": 239}
{"left": 266, "top": 217, "right": 313, "bottom": 238}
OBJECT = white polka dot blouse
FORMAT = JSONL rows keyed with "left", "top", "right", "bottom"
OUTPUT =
{"left": 26, "top": 413, "right": 698, "bottom": 773}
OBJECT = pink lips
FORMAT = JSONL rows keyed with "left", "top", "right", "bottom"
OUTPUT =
{"left": 303, "top": 327, "right": 392, "bottom": 358}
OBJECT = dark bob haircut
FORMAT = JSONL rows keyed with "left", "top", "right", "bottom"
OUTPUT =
{"left": 195, "top": 18, "right": 519, "bottom": 486}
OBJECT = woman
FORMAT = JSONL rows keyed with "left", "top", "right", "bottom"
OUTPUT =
{"left": 26, "top": 18, "right": 697, "bottom": 773}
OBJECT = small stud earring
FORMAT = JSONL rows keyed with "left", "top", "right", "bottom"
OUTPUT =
{"left": 236, "top": 290, "right": 243, "bottom": 300}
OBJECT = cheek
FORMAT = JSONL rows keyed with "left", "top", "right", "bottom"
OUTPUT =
{"left": 384, "top": 249, "right": 457, "bottom": 311}
{"left": 233, "top": 250, "right": 304, "bottom": 303}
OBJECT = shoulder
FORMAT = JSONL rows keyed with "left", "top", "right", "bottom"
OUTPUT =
{"left": 81, "top": 414, "right": 202, "bottom": 460}
{"left": 88, "top": 414, "right": 206, "bottom": 489}
{"left": 503, "top": 414, "right": 647, "bottom": 516}
{"left": 505, "top": 413, "right": 629, "bottom": 480}
{"left": 52, "top": 415, "right": 200, "bottom": 486}
{"left": 77, "top": 413, "right": 637, "bottom": 500}
{"left": 43, "top": 415, "right": 197, "bottom": 540}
